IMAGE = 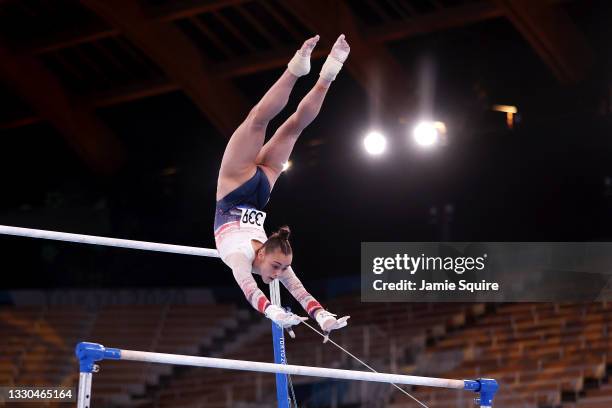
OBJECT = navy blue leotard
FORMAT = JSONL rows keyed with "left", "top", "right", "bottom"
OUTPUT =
{"left": 214, "top": 166, "right": 271, "bottom": 233}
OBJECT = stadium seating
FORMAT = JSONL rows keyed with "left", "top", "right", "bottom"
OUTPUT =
{"left": 1, "top": 299, "right": 610, "bottom": 408}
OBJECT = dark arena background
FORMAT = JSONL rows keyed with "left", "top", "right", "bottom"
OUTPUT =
{"left": 1, "top": 0, "right": 612, "bottom": 407}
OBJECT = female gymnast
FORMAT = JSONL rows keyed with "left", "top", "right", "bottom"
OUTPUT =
{"left": 214, "top": 34, "right": 350, "bottom": 335}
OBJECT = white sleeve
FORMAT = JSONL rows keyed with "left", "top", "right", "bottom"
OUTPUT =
{"left": 279, "top": 266, "right": 323, "bottom": 318}
{"left": 224, "top": 253, "right": 271, "bottom": 314}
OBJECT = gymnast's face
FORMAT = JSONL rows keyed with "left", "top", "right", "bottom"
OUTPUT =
{"left": 258, "top": 249, "right": 292, "bottom": 284}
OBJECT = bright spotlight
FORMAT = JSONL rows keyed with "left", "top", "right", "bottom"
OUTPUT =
{"left": 363, "top": 131, "right": 387, "bottom": 155}
{"left": 412, "top": 121, "right": 446, "bottom": 147}
{"left": 282, "top": 161, "right": 292, "bottom": 172}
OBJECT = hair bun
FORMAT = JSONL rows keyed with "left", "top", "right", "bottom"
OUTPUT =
{"left": 276, "top": 225, "right": 291, "bottom": 240}
{"left": 263, "top": 225, "right": 293, "bottom": 255}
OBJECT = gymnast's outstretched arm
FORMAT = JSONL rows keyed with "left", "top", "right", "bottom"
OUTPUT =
{"left": 224, "top": 253, "right": 305, "bottom": 328}
{"left": 280, "top": 267, "right": 350, "bottom": 333}
{"left": 225, "top": 252, "right": 271, "bottom": 312}
{"left": 279, "top": 266, "right": 323, "bottom": 317}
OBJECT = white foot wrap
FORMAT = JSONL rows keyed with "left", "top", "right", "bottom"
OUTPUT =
{"left": 288, "top": 51, "right": 311, "bottom": 77}
{"left": 320, "top": 55, "right": 344, "bottom": 82}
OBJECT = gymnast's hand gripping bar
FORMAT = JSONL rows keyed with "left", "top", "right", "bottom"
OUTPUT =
{"left": 75, "top": 342, "right": 498, "bottom": 408}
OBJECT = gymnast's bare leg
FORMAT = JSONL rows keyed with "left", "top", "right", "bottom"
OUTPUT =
{"left": 256, "top": 35, "right": 351, "bottom": 185}
{"left": 216, "top": 35, "right": 320, "bottom": 200}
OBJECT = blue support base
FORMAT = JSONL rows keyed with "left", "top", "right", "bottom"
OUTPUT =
{"left": 464, "top": 378, "right": 499, "bottom": 407}
{"left": 75, "top": 342, "right": 120, "bottom": 373}
{"left": 271, "top": 323, "right": 290, "bottom": 408}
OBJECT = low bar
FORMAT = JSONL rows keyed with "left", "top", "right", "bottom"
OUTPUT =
{"left": 75, "top": 342, "right": 498, "bottom": 407}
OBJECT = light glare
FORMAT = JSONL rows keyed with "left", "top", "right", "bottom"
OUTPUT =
{"left": 363, "top": 131, "right": 387, "bottom": 155}
{"left": 413, "top": 121, "right": 445, "bottom": 147}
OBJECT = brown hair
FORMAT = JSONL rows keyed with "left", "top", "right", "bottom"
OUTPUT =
{"left": 263, "top": 225, "right": 292, "bottom": 255}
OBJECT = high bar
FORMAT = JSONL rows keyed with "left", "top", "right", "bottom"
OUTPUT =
{"left": 0, "top": 225, "right": 219, "bottom": 258}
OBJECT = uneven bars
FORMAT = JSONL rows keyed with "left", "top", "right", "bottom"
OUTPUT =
{"left": 0, "top": 225, "right": 219, "bottom": 257}
{"left": 76, "top": 342, "right": 498, "bottom": 407}
{"left": 1, "top": 224, "right": 499, "bottom": 405}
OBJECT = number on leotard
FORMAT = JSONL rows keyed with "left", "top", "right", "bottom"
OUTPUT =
{"left": 239, "top": 208, "right": 267, "bottom": 231}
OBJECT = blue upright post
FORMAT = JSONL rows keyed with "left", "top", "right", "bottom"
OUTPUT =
{"left": 272, "top": 320, "right": 290, "bottom": 407}
{"left": 464, "top": 378, "right": 499, "bottom": 407}
{"left": 270, "top": 280, "right": 290, "bottom": 408}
